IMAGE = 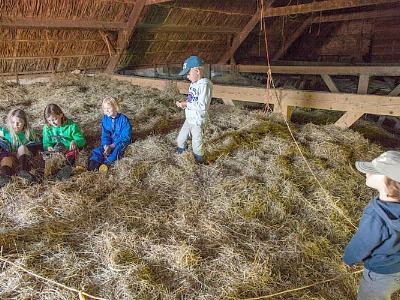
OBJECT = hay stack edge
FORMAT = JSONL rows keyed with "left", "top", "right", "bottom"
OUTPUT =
{"left": 0, "top": 74, "right": 397, "bottom": 299}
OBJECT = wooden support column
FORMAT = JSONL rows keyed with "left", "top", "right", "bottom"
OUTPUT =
{"left": 321, "top": 74, "right": 340, "bottom": 93}
{"left": 335, "top": 112, "right": 365, "bottom": 129}
{"left": 106, "top": 0, "right": 147, "bottom": 74}
{"left": 335, "top": 74, "right": 369, "bottom": 129}
{"left": 222, "top": 99, "right": 235, "bottom": 106}
{"left": 357, "top": 74, "right": 370, "bottom": 94}
{"left": 389, "top": 83, "right": 400, "bottom": 96}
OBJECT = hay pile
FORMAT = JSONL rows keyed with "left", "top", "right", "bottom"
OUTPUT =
{"left": 0, "top": 74, "right": 392, "bottom": 299}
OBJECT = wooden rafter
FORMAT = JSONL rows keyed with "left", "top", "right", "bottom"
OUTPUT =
{"left": 218, "top": 1, "right": 276, "bottom": 64}
{"left": 218, "top": 7, "right": 262, "bottom": 64}
{"left": 99, "top": 30, "right": 116, "bottom": 57}
{"left": 136, "top": 24, "right": 240, "bottom": 34}
{"left": 145, "top": 0, "right": 174, "bottom": 5}
{"left": 264, "top": 0, "right": 399, "bottom": 17}
{"left": 0, "top": 18, "right": 125, "bottom": 30}
{"left": 272, "top": 15, "right": 313, "bottom": 60}
{"left": 106, "top": 0, "right": 148, "bottom": 73}
{"left": 314, "top": 7, "right": 400, "bottom": 23}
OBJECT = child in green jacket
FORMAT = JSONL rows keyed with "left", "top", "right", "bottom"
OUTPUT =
{"left": 0, "top": 108, "right": 40, "bottom": 186}
{"left": 43, "top": 104, "right": 86, "bottom": 180}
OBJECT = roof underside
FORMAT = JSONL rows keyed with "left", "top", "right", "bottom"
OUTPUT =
{"left": 1, "top": 0, "right": 400, "bottom": 76}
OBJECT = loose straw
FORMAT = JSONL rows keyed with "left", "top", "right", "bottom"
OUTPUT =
{"left": 0, "top": 256, "right": 108, "bottom": 300}
{"left": 259, "top": 0, "right": 357, "bottom": 230}
{"left": 238, "top": 269, "right": 363, "bottom": 300}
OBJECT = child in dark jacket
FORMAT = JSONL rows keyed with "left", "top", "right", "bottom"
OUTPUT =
{"left": 87, "top": 96, "right": 131, "bottom": 172}
{"left": 343, "top": 150, "right": 400, "bottom": 300}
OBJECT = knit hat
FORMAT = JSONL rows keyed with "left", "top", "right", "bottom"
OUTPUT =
{"left": 355, "top": 151, "right": 400, "bottom": 182}
{"left": 178, "top": 56, "right": 203, "bottom": 76}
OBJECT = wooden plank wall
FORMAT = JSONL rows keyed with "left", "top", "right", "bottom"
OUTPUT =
{"left": 110, "top": 73, "right": 400, "bottom": 129}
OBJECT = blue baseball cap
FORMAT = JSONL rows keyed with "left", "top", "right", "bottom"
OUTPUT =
{"left": 178, "top": 56, "right": 203, "bottom": 76}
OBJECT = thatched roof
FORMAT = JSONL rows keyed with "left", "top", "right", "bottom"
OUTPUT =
{"left": 1, "top": 0, "right": 400, "bottom": 76}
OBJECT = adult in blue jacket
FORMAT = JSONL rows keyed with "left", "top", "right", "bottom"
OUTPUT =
{"left": 343, "top": 151, "right": 400, "bottom": 299}
{"left": 88, "top": 96, "right": 131, "bottom": 171}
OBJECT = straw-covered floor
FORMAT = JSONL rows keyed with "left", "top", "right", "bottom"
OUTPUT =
{"left": 0, "top": 74, "right": 394, "bottom": 299}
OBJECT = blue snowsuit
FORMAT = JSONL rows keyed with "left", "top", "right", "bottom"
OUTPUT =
{"left": 90, "top": 113, "right": 132, "bottom": 165}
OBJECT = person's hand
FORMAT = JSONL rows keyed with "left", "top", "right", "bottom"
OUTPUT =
{"left": 176, "top": 101, "right": 186, "bottom": 109}
{"left": 103, "top": 145, "right": 114, "bottom": 157}
{"left": 48, "top": 146, "right": 54, "bottom": 151}
{"left": 69, "top": 141, "right": 77, "bottom": 151}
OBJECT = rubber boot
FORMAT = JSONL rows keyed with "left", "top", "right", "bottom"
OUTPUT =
{"left": 0, "top": 166, "right": 12, "bottom": 187}
{"left": 17, "top": 155, "right": 35, "bottom": 183}
{"left": 87, "top": 160, "right": 101, "bottom": 171}
{"left": 194, "top": 154, "right": 204, "bottom": 164}
{"left": 55, "top": 165, "right": 72, "bottom": 180}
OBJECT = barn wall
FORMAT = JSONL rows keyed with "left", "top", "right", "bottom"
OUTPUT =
{"left": 371, "top": 17, "right": 400, "bottom": 63}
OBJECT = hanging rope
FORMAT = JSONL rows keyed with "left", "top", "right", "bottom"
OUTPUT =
{"left": 237, "top": 269, "right": 363, "bottom": 300}
{"left": 258, "top": 0, "right": 357, "bottom": 230}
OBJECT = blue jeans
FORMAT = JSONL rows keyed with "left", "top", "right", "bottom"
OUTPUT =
{"left": 358, "top": 268, "right": 400, "bottom": 300}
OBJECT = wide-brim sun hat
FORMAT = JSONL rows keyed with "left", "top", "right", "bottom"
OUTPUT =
{"left": 355, "top": 150, "right": 400, "bottom": 182}
{"left": 178, "top": 56, "right": 203, "bottom": 76}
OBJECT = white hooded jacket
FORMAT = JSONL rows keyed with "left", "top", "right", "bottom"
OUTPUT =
{"left": 184, "top": 78, "right": 213, "bottom": 125}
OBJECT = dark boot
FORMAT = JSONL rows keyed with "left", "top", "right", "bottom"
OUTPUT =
{"left": 178, "top": 147, "right": 185, "bottom": 154}
{"left": 19, "top": 154, "right": 29, "bottom": 171}
{"left": 55, "top": 165, "right": 72, "bottom": 180}
{"left": 87, "top": 160, "right": 101, "bottom": 171}
{"left": 0, "top": 166, "right": 12, "bottom": 187}
{"left": 194, "top": 154, "right": 204, "bottom": 164}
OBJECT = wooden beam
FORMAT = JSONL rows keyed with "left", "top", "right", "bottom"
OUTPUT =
{"left": 99, "top": 30, "right": 116, "bottom": 57}
{"left": 218, "top": 7, "right": 263, "bottom": 64}
{"left": 145, "top": 0, "right": 174, "bottom": 5}
{"left": 135, "top": 24, "right": 240, "bottom": 34}
{"left": 218, "top": 1, "right": 276, "bottom": 64}
{"left": 321, "top": 74, "right": 340, "bottom": 93}
{"left": 110, "top": 75, "right": 400, "bottom": 117}
{"left": 334, "top": 112, "right": 364, "bottom": 129}
{"left": 214, "top": 65, "right": 400, "bottom": 76}
{"left": 264, "top": 0, "right": 399, "bottom": 17}
{"left": 389, "top": 83, "right": 400, "bottom": 96}
{"left": 0, "top": 18, "right": 125, "bottom": 30}
{"left": 0, "top": 54, "right": 109, "bottom": 60}
{"left": 357, "top": 74, "right": 370, "bottom": 94}
{"left": 106, "top": 0, "right": 147, "bottom": 74}
{"left": 314, "top": 7, "right": 400, "bottom": 23}
{"left": 272, "top": 16, "right": 313, "bottom": 60}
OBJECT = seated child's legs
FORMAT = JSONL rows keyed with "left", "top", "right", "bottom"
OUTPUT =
{"left": 88, "top": 147, "right": 104, "bottom": 171}
{"left": 105, "top": 143, "right": 128, "bottom": 165}
{"left": 65, "top": 150, "right": 77, "bottom": 166}
{"left": 0, "top": 156, "right": 14, "bottom": 176}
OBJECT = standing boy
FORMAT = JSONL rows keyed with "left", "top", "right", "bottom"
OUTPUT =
{"left": 176, "top": 56, "right": 213, "bottom": 164}
{"left": 343, "top": 151, "right": 400, "bottom": 299}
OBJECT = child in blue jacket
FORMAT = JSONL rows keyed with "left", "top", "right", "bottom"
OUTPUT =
{"left": 87, "top": 96, "right": 132, "bottom": 172}
{"left": 343, "top": 151, "right": 400, "bottom": 299}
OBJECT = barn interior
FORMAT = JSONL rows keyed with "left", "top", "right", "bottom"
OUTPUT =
{"left": 1, "top": 0, "right": 400, "bottom": 299}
